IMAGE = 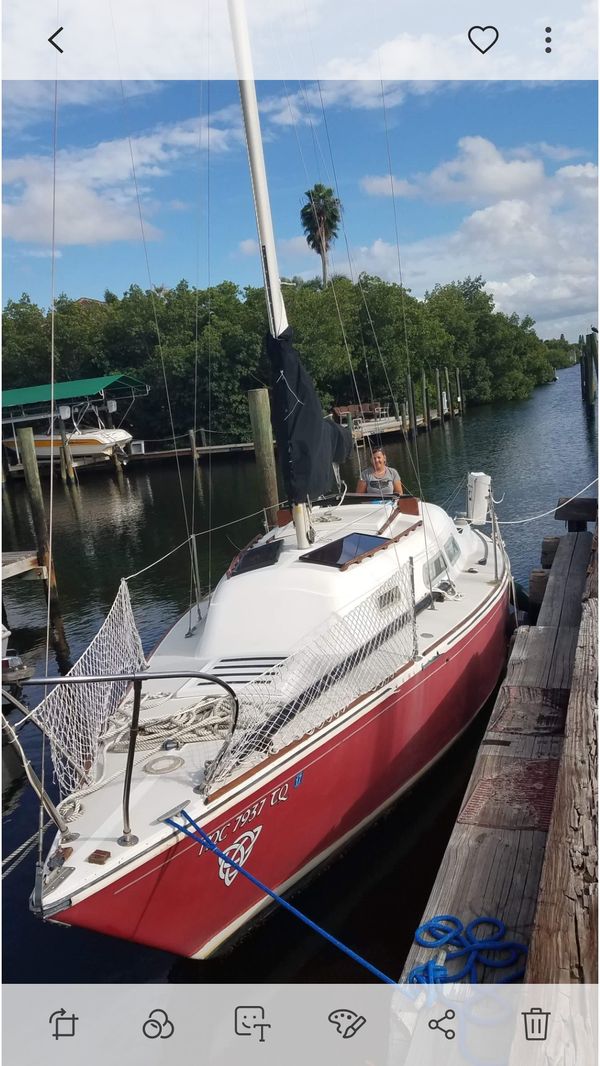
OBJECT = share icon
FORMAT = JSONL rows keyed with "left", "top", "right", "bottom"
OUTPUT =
{"left": 428, "top": 1008, "right": 456, "bottom": 1040}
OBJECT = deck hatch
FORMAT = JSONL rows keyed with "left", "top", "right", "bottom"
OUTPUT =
{"left": 299, "top": 532, "right": 389, "bottom": 569}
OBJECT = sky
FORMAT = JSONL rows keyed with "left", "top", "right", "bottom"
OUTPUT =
{"left": 2, "top": 78, "right": 598, "bottom": 339}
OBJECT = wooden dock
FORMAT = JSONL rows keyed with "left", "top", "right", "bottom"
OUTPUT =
{"left": 131, "top": 440, "right": 256, "bottom": 463}
{"left": 400, "top": 499, "right": 597, "bottom": 983}
{"left": 2, "top": 550, "right": 46, "bottom": 582}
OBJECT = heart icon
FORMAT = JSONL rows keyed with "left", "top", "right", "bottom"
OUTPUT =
{"left": 468, "top": 26, "right": 499, "bottom": 53}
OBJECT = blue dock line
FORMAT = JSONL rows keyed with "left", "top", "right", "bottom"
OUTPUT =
{"left": 165, "top": 809, "right": 397, "bottom": 985}
{"left": 406, "top": 915, "right": 527, "bottom": 983}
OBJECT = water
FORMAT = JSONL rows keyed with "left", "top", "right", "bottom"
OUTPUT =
{"left": 2, "top": 365, "right": 596, "bottom": 982}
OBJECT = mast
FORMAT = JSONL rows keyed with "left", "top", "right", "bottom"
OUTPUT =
{"left": 228, "top": 0, "right": 288, "bottom": 339}
{"left": 228, "top": 0, "right": 311, "bottom": 548}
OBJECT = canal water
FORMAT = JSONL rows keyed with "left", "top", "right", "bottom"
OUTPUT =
{"left": 2, "top": 364, "right": 596, "bottom": 983}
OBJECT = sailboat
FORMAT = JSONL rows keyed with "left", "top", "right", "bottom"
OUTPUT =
{"left": 12, "top": 0, "right": 511, "bottom": 960}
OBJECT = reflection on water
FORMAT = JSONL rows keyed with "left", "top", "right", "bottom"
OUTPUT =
{"left": 2, "top": 365, "right": 596, "bottom": 983}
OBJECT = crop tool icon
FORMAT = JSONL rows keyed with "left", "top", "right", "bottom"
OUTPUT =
{"left": 49, "top": 1009, "right": 78, "bottom": 1039}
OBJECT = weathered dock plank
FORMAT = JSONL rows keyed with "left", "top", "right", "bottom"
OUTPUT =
{"left": 537, "top": 532, "right": 592, "bottom": 627}
{"left": 525, "top": 595, "right": 597, "bottom": 982}
{"left": 554, "top": 496, "right": 597, "bottom": 527}
{"left": 400, "top": 529, "right": 593, "bottom": 983}
{"left": 2, "top": 550, "right": 45, "bottom": 581}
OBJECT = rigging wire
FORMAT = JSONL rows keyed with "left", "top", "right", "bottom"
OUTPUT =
{"left": 187, "top": 76, "right": 205, "bottom": 632}
{"left": 108, "top": 1, "right": 200, "bottom": 608}
{"left": 38, "top": 70, "right": 60, "bottom": 867}
{"left": 205, "top": 1, "right": 214, "bottom": 598}
{"left": 494, "top": 478, "right": 598, "bottom": 525}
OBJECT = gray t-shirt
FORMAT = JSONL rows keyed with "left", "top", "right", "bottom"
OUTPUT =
{"left": 360, "top": 465, "right": 401, "bottom": 495}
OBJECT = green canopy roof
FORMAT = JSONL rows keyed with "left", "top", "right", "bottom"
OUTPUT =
{"left": 2, "top": 374, "right": 147, "bottom": 410}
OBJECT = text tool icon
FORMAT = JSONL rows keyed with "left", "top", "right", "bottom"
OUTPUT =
{"left": 142, "top": 1009, "right": 175, "bottom": 1039}
{"left": 523, "top": 1008, "right": 551, "bottom": 1041}
{"left": 328, "top": 1009, "right": 367, "bottom": 1039}
{"left": 467, "top": 26, "right": 499, "bottom": 53}
{"left": 49, "top": 1009, "right": 78, "bottom": 1040}
{"left": 429, "top": 1008, "right": 456, "bottom": 1040}
{"left": 234, "top": 1006, "right": 271, "bottom": 1043}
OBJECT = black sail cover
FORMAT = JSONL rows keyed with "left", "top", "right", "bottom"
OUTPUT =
{"left": 267, "top": 327, "right": 353, "bottom": 503}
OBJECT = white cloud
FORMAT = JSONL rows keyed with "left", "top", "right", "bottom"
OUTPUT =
{"left": 361, "top": 175, "right": 418, "bottom": 198}
{"left": 2, "top": 110, "right": 243, "bottom": 247}
{"left": 2, "top": 80, "right": 164, "bottom": 134}
{"left": 362, "top": 136, "right": 546, "bottom": 204}
{"left": 238, "top": 238, "right": 258, "bottom": 256}
{"left": 21, "top": 248, "right": 63, "bottom": 259}
{"left": 335, "top": 142, "right": 597, "bottom": 338}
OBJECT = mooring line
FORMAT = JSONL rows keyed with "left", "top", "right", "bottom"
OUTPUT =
{"left": 165, "top": 810, "right": 397, "bottom": 984}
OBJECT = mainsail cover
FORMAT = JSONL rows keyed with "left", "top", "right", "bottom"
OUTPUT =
{"left": 267, "top": 327, "right": 353, "bottom": 503}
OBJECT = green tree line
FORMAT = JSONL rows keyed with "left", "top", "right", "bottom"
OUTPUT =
{"left": 2, "top": 275, "right": 577, "bottom": 442}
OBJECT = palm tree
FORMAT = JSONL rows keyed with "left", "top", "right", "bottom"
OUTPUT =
{"left": 300, "top": 183, "right": 341, "bottom": 288}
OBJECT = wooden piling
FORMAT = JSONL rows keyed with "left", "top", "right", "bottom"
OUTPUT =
{"left": 590, "top": 330, "right": 598, "bottom": 375}
{"left": 189, "top": 428, "right": 204, "bottom": 501}
{"left": 406, "top": 374, "right": 417, "bottom": 440}
{"left": 401, "top": 401, "right": 410, "bottom": 435}
{"left": 59, "top": 446, "right": 68, "bottom": 484}
{"left": 444, "top": 366, "right": 454, "bottom": 419}
{"left": 248, "top": 388, "right": 279, "bottom": 525}
{"left": 455, "top": 367, "right": 463, "bottom": 416}
{"left": 435, "top": 368, "right": 443, "bottom": 423}
{"left": 189, "top": 428, "right": 199, "bottom": 464}
{"left": 16, "top": 427, "right": 69, "bottom": 657}
{"left": 584, "top": 334, "right": 597, "bottom": 405}
{"left": 57, "top": 415, "right": 76, "bottom": 484}
{"left": 580, "top": 350, "right": 587, "bottom": 399}
{"left": 199, "top": 428, "right": 208, "bottom": 448}
{"left": 421, "top": 369, "right": 430, "bottom": 431}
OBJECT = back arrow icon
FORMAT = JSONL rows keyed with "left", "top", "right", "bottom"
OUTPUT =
{"left": 48, "top": 27, "right": 64, "bottom": 53}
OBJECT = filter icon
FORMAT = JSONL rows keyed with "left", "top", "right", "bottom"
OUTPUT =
{"left": 522, "top": 1007, "right": 551, "bottom": 1041}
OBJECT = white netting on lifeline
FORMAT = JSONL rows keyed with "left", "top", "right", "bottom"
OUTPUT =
{"left": 32, "top": 580, "right": 146, "bottom": 798}
{"left": 205, "top": 563, "right": 417, "bottom": 791}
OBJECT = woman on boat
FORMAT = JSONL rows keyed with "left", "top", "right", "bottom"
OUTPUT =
{"left": 356, "top": 447, "right": 403, "bottom": 496}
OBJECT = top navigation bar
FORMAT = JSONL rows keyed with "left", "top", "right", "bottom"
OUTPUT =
{"left": 2, "top": 0, "right": 598, "bottom": 81}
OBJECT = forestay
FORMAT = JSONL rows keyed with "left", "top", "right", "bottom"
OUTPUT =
{"left": 205, "top": 562, "right": 417, "bottom": 791}
{"left": 32, "top": 580, "right": 146, "bottom": 798}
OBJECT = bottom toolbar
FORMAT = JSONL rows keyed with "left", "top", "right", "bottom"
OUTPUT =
{"left": 4, "top": 983, "right": 597, "bottom": 1065}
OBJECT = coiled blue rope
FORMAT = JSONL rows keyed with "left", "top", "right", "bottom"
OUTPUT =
{"left": 406, "top": 914, "right": 527, "bottom": 983}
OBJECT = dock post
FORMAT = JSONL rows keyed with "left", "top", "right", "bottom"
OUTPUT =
{"left": 435, "top": 368, "right": 443, "bottom": 423}
{"left": 16, "top": 427, "right": 69, "bottom": 657}
{"left": 199, "top": 428, "right": 208, "bottom": 449}
{"left": 457, "top": 368, "right": 465, "bottom": 413}
{"left": 406, "top": 375, "right": 417, "bottom": 440}
{"left": 189, "top": 428, "right": 199, "bottom": 464}
{"left": 401, "top": 402, "right": 410, "bottom": 435}
{"left": 584, "top": 334, "right": 597, "bottom": 405}
{"left": 58, "top": 446, "right": 68, "bottom": 484}
{"left": 590, "top": 330, "right": 598, "bottom": 375}
{"left": 57, "top": 415, "right": 76, "bottom": 484}
{"left": 455, "top": 368, "right": 463, "bottom": 416}
{"left": 189, "top": 428, "right": 204, "bottom": 502}
{"left": 248, "top": 388, "right": 279, "bottom": 526}
{"left": 421, "top": 369, "right": 430, "bottom": 431}
{"left": 444, "top": 367, "right": 454, "bottom": 419}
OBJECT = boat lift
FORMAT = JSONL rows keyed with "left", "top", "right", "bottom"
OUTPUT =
{"left": 2, "top": 374, "right": 149, "bottom": 474}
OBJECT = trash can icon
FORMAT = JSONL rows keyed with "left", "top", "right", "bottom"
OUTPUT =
{"left": 522, "top": 1008, "right": 551, "bottom": 1041}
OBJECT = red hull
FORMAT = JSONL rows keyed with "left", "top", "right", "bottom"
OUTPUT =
{"left": 52, "top": 589, "right": 509, "bottom": 957}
